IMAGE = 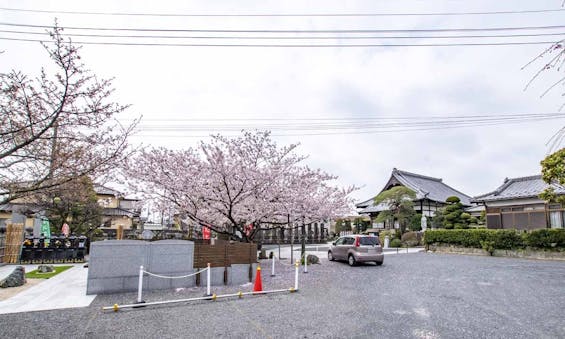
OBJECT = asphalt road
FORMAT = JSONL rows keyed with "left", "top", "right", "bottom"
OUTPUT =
{"left": 0, "top": 253, "right": 564, "bottom": 339}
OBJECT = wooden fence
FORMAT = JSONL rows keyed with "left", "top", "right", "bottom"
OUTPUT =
{"left": 193, "top": 239, "right": 257, "bottom": 268}
{"left": 1, "top": 223, "right": 24, "bottom": 264}
{"left": 193, "top": 239, "right": 257, "bottom": 285}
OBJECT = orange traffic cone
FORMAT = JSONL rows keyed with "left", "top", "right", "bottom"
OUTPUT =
{"left": 253, "top": 265, "right": 263, "bottom": 292}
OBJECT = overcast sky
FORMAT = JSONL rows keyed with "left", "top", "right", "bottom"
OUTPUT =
{"left": 2, "top": 1, "right": 564, "bottom": 203}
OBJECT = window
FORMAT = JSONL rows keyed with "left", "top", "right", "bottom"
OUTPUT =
{"left": 549, "top": 211, "right": 562, "bottom": 228}
{"left": 359, "top": 237, "right": 379, "bottom": 246}
{"left": 514, "top": 213, "right": 528, "bottom": 230}
{"left": 373, "top": 222, "right": 385, "bottom": 229}
{"left": 487, "top": 214, "right": 501, "bottom": 228}
{"left": 524, "top": 205, "right": 545, "bottom": 211}
{"left": 530, "top": 212, "right": 547, "bottom": 228}
{"left": 502, "top": 213, "right": 513, "bottom": 228}
{"left": 335, "top": 238, "right": 345, "bottom": 245}
{"left": 344, "top": 237, "right": 355, "bottom": 245}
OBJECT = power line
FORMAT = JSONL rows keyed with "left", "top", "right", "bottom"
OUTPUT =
{"left": 0, "top": 36, "right": 555, "bottom": 47}
{"left": 2, "top": 28, "right": 563, "bottom": 40}
{"left": 1, "top": 6, "right": 563, "bottom": 17}
{"left": 133, "top": 113, "right": 565, "bottom": 132}
{"left": 2, "top": 22, "right": 565, "bottom": 33}
{"left": 132, "top": 116, "right": 565, "bottom": 138}
{"left": 131, "top": 112, "right": 565, "bottom": 122}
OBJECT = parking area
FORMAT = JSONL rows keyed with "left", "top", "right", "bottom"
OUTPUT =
{"left": 0, "top": 253, "right": 564, "bottom": 338}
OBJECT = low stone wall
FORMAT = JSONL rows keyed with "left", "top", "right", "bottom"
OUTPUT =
{"left": 87, "top": 240, "right": 195, "bottom": 295}
{"left": 428, "top": 244, "right": 565, "bottom": 261}
{"left": 87, "top": 240, "right": 258, "bottom": 295}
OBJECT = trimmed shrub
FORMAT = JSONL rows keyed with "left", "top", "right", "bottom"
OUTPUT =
{"left": 492, "top": 229, "right": 523, "bottom": 249}
{"left": 480, "top": 240, "right": 495, "bottom": 256}
{"left": 523, "top": 229, "right": 565, "bottom": 249}
{"left": 401, "top": 231, "right": 422, "bottom": 247}
{"left": 424, "top": 228, "right": 564, "bottom": 250}
{"left": 390, "top": 238, "right": 402, "bottom": 248}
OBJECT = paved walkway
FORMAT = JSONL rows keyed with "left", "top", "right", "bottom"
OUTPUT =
{"left": 0, "top": 264, "right": 96, "bottom": 314}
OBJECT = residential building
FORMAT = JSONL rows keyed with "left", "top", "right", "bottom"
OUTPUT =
{"left": 357, "top": 168, "right": 472, "bottom": 229}
{"left": 94, "top": 185, "right": 140, "bottom": 232}
{"left": 473, "top": 175, "right": 564, "bottom": 230}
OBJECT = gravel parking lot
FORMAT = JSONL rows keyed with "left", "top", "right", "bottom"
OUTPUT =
{"left": 0, "top": 253, "right": 564, "bottom": 339}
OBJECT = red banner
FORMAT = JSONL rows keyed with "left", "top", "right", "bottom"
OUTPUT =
{"left": 202, "top": 226, "right": 211, "bottom": 240}
{"left": 244, "top": 223, "right": 253, "bottom": 236}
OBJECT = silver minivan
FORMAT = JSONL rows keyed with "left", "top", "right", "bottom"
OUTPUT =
{"left": 328, "top": 235, "right": 384, "bottom": 266}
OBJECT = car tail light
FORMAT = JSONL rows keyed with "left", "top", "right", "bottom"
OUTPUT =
{"left": 354, "top": 237, "right": 360, "bottom": 247}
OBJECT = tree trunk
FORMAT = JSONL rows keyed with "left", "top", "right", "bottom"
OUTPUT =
{"left": 301, "top": 223, "right": 306, "bottom": 260}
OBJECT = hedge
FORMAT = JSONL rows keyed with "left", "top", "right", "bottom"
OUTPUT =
{"left": 424, "top": 229, "right": 565, "bottom": 250}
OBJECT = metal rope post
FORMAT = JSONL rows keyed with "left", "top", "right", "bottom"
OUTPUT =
{"left": 294, "top": 259, "right": 299, "bottom": 291}
{"left": 137, "top": 265, "right": 144, "bottom": 303}
{"left": 304, "top": 249, "right": 308, "bottom": 273}
{"left": 271, "top": 254, "right": 275, "bottom": 277}
{"left": 207, "top": 263, "right": 211, "bottom": 296}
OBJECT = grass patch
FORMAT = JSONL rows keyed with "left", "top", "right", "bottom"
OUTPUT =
{"left": 25, "top": 265, "right": 73, "bottom": 279}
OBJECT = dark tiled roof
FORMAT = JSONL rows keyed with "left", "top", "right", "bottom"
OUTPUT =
{"left": 473, "top": 175, "right": 565, "bottom": 202}
{"left": 393, "top": 169, "right": 472, "bottom": 206}
{"left": 358, "top": 202, "right": 389, "bottom": 214}
{"left": 94, "top": 184, "right": 122, "bottom": 196}
{"left": 356, "top": 168, "right": 472, "bottom": 210}
{"left": 0, "top": 203, "right": 42, "bottom": 213}
{"left": 356, "top": 197, "right": 374, "bottom": 208}
{"left": 0, "top": 203, "right": 14, "bottom": 212}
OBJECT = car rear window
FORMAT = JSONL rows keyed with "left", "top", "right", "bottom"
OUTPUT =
{"left": 359, "top": 237, "right": 379, "bottom": 246}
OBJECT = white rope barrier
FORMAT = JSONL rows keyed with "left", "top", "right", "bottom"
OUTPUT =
{"left": 104, "top": 260, "right": 301, "bottom": 312}
{"left": 143, "top": 267, "right": 209, "bottom": 279}
{"left": 137, "top": 263, "right": 212, "bottom": 303}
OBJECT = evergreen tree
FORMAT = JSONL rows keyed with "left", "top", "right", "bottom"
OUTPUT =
{"left": 374, "top": 186, "right": 416, "bottom": 233}
{"left": 441, "top": 196, "right": 470, "bottom": 229}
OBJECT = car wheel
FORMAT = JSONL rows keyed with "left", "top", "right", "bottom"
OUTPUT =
{"left": 328, "top": 251, "right": 334, "bottom": 261}
{"left": 375, "top": 261, "right": 383, "bottom": 266}
{"left": 348, "top": 255, "right": 356, "bottom": 266}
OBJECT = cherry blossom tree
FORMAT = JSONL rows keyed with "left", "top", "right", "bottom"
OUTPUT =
{"left": 125, "top": 131, "right": 355, "bottom": 242}
{"left": 0, "top": 25, "right": 138, "bottom": 204}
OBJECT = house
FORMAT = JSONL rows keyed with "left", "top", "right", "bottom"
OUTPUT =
{"left": 94, "top": 185, "right": 140, "bottom": 232}
{"left": 0, "top": 203, "right": 43, "bottom": 230}
{"left": 357, "top": 168, "right": 472, "bottom": 229}
{"left": 472, "top": 175, "right": 564, "bottom": 230}
{"left": 0, "top": 184, "right": 139, "bottom": 237}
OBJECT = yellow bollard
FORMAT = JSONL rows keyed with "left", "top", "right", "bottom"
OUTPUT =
{"left": 113, "top": 304, "right": 119, "bottom": 312}
{"left": 238, "top": 291, "right": 243, "bottom": 298}
{"left": 289, "top": 287, "right": 296, "bottom": 293}
{"left": 212, "top": 293, "right": 217, "bottom": 301}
